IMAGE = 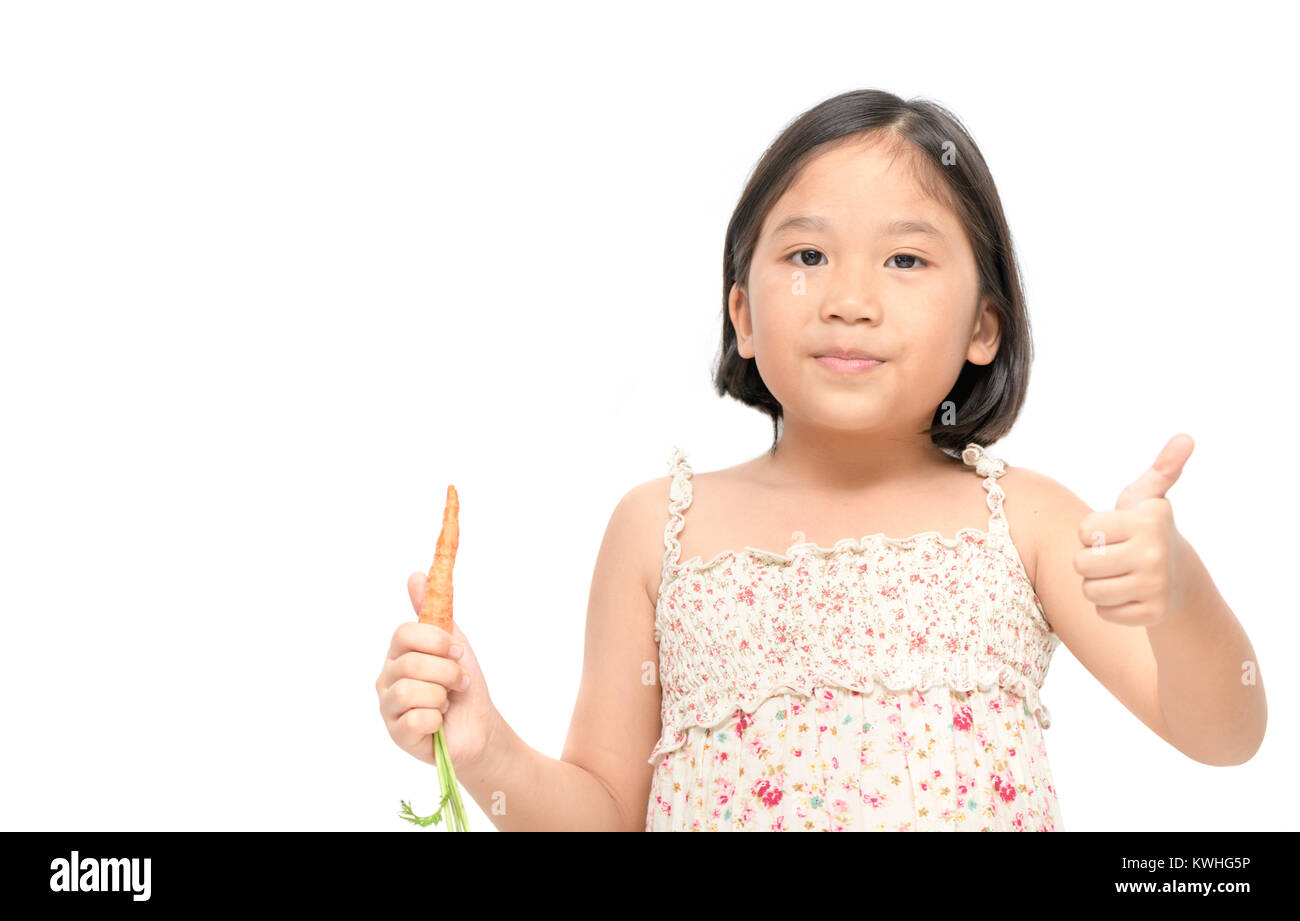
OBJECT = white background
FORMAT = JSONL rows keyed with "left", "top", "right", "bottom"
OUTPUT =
{"left": 2, "top": 0, "right": 1295, "bottom": 832}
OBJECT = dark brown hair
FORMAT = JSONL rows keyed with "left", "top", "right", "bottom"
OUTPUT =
{"left": 713, "top": 89, "right": 1032, "bottom": 457}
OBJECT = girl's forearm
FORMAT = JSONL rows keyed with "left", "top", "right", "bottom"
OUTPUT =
{"left": 1146, "top": 535, "right": 1267, "bottom": 766}
{"left": 455, "top": 710, "right": 633, "bottom": 831}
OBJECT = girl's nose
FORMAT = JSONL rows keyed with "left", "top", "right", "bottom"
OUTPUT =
{"left": 820, "top": 259, "right": 879, "bottom": 322}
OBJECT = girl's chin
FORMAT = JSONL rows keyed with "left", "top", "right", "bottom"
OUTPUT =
{"left": 788, "top": 410, "right": 895, "bottom": 433}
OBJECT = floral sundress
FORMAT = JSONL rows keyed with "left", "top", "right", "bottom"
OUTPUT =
{"left": 645, "top": 442, "right": 1064, "bottom": 832}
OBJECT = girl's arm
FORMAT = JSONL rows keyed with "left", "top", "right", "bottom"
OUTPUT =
{"left": 1144, "top": 533, "right": 1265, "bottom": 765}
{"left": 1015, "top": 463, "right": 1266, "bottom": 767}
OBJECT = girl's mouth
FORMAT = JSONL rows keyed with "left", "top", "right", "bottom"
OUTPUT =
{"left": 814, "top": 356, "right": 884, "bottom": 374}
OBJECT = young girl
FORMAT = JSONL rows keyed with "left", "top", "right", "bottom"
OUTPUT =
{"left": 376, "top": 89, "right": 1266, "bottom": 832}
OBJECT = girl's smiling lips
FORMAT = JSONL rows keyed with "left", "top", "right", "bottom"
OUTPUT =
{"left": 813, "top": 347, "right": 886, "bottom": 374}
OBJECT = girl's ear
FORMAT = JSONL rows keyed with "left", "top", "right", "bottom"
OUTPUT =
{"left": 966, "top": 293, "right": 1001, "bottom": 366}
{"left": 729, "top": 283, "right": 755, "bottom": 359}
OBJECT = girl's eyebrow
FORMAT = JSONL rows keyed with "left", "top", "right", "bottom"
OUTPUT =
{"left": 771, "top": 214, "right": 946, "bottom": 241}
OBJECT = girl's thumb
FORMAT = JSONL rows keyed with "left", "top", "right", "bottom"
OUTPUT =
{"left": 407, "top": 571, "right": 425, "bottom": 615}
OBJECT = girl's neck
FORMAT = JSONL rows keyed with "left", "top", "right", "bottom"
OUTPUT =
{"left": 756, "top": 425, "right": 959, "bottom": 496}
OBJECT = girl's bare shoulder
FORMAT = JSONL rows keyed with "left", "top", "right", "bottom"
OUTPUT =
{"left": 994, "top": 462, "right": 1088, "bottom": 589}
{"left": 621, "top": 464, "right": 736, "bottom": 608}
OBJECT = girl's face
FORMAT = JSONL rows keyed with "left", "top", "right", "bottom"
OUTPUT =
{"left": 729, "top": 136, "right": 1000, "bottom": 440}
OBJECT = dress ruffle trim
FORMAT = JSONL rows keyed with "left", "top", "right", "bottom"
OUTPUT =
{"left": 648, "top": 662, "right": 1052, "bottom": 764}
{"left": 961, "top": 442, "right": 1006, "bottom": 479}
{"left": 664, "top": 527, "right": 992, "bottom": 581}
{"left": 652, "top": 526, "right": 1048, "bottom": 643}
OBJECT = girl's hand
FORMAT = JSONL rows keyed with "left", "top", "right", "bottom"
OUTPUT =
{"left": 375, "top": 573, "right": 501, "bottom": 771}
{"left": 1072, "top": 434, "right": 1196, "bottom": 628}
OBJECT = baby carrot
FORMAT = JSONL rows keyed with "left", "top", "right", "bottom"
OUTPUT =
{"left": 398, "top": 483, "right": 470, "bottom": 831}
{"left": 418, "top": 484, "right": 458, "bottom": 633}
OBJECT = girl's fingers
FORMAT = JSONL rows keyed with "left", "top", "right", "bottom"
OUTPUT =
{"left": 386, "top": 620, "right": 455, "bottom": 661}
{"left": 382, "top": 677, "right": 451, "bottom": 722}
{"left": 1081, "top": 573, "right": 1145, "bottom": 607}
{"left": 378, "top": 650, "right": 466, "bottom": 699}
{"left": 396, "top": 650, "right": 465, "bottom": 688}
{"left": 396, "top": 707, "right": 443, "bottom": 748}
{"left": 1073, "top": 539, "right": 1143, "bottom": 579}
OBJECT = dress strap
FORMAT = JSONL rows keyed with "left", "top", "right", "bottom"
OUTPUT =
{"left": 961, "top": 442, "right": 1010, "bottom": 536}
{"left": 662, "top": 445, "right": 694, "bottom": 572}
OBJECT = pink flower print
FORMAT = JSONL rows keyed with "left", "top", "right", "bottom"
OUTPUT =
{"left": 738, "top": 586, "right": 755, "bottom": 606}
{"left": 863, "top": 791, "right": 885, "bottom": 808}
{"left": 1012, "top": 812, "right": 1025, "bottom": 831}
{"left": 793, "top": 748, "right": 803, "bottom": 757}
{"left": 953, "top": 704, "right": 973, "bottom": 732}
{"left": 771, "top": 816, "right": 786, "bottom": 831}
{"left": 736, "top": 710, "right": 754, "bottom": 739}
{"left": 1008, "top": 747, "right": 1016, "bottom": 757}
{"left": 992, "top": 773, "right": 1017, "bottom": 803}
{"left": 751, "top": 778, "right": 784, "bottom": 809}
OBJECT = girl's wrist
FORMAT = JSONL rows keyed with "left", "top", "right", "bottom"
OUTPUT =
{"left": 459, "top": 704, "right": 511, "bottom": 789}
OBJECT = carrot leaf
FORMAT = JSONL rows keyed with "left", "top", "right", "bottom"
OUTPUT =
{"left": 397, "top": 794, "right": 451, "bottom": 827}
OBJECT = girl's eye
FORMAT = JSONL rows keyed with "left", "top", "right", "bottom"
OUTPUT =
{"left": 887, "top": 253, "right": 928, "bottom": 270}
{"left": 785, "top": 250, "right": 929, "bottom": 270}
{"left": 786, "top": 249, "right": 826, "bottom": 267}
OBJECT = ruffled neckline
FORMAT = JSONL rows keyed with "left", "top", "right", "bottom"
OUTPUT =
{"left": 669, "top": 526, "right": 997, "bottom": 577}
{"left": 659, "top": 525, "right": 1046, "bottom": 625}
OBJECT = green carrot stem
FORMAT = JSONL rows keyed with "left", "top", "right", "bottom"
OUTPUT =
{"left": 396, "top": 727, "right": 470, "bottom": 830}
{"left": 434, "top": 727, "right": 470, "bottom": 832}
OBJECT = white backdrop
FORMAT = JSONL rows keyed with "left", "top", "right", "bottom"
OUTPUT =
{"left": 2, "top": 0, "right": 1295, "bottom": 831}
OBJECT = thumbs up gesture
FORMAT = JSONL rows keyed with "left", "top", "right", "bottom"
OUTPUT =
{"left": 1073, "top": 434, "right": 1196, "bottom": 627}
